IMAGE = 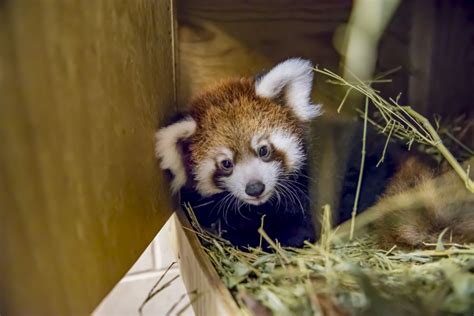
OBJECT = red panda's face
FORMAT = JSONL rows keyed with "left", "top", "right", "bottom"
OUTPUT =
{"left": 155, "top": 58, "right": 322, "bottom": 205}
{"left": 188, "top": 79, "right": 306, "bottom": 205}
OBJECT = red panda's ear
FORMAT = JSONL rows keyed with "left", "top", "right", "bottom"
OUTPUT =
{"left": 155, "top": 116, "right": 196, "bottom": 193}
{"left": 255, "top": 58, "right": 322, "bottom": 122}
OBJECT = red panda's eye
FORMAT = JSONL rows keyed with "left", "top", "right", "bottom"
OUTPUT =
{"left": 220, "top": 159, "right": 233, "bottom": 170}
{"left": 258, "top": 145, "right": 270, "bottom": 158}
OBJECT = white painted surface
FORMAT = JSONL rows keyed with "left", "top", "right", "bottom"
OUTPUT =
{"left": 93, "top": 217, "right": 195, "bottom": 316}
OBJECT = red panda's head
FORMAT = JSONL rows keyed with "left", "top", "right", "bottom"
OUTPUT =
{"left": 156, "top": 58, "right": 322, "bottom": 205}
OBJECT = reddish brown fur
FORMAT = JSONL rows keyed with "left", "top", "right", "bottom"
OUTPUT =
{"left": 371, "top": 157, "right": 474, "bottom": 248}
{"left": 187, "top": 78, "right": 305, "bottom": 167}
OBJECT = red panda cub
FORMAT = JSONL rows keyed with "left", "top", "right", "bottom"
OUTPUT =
{"left": 155, "top": 58, "right": 321, "bottom": 248}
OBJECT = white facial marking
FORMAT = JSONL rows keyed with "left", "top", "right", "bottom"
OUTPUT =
{"left": 255, "top": 58, "right": 322, "bottom": 121}
{"left": 224, "top": 157, "right": 280, "bottom": 205}
{"left": 194, "top": 158, "right": 221, "bottom": 196}
{"left": 269, "top": 130, "right": 305, "bottom": 172}
{"left": 194, "top": 147, "right": 233, "bottom": 196}
{"left": 155, "top": 117, "right": 196, "bottom": 193}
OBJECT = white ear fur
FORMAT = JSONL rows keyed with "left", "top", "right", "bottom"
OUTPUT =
{"left": 255, "top": 58, "right": 322, "bottom": 121}
{"left": 155, "top": 116, "right": 197, "bottom": 193}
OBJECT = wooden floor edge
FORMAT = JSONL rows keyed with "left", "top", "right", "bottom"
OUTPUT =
{"left": 171, "top": 210, "right": 242, "bottom": 316}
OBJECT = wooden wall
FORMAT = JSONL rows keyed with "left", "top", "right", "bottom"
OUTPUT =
{"left": 176, "top": 0, "right": 474, "bottom": 115}
{"left": 423, "top": 0, "right": 474, "bottom": 117}
{"left": 0, "top": 1, "right": 175, "bottom": 314}
{"left": 176, "top": 0, "right": 353, "bottom": 108}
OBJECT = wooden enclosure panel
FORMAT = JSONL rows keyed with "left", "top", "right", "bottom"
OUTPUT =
{"left": 176, "top": 0, "right": 352, "bottom": 108}
{"left": 377, "top": 1, "right": 413, "bottom": 105}
{"left": 427, "top": 0, "right": 474, "bottom": 117}
{"left": 0, "top": 1, "right": 175, "bottom": 314}
{"left": 383, "top": 0, "right": 474, "bottom": 118}
{"left": 171, "top": 213, "right": 241, "bottom": 316}
{"left": 177, "top": 0, "right": 474, "bottom": 115}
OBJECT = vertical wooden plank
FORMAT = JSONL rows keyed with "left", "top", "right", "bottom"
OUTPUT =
{"left": 408, "top": 0, "right": 435, "bottom": 115}
{"left": 408, "top": 0, "right": 474, "bottom": 117}
{"left": 427, "top": 0, "right": 474, "bottom": 117}
{"left": 0, "top": 0, "right": 175, "bottom": 314}
{"left": 377, "top": 0, "right": 413, "bottom": 105}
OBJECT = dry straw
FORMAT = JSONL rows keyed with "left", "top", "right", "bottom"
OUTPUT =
{"left": 313, "top": 67, "right": 474, "bottom": 194}
{"left": 185, "top": 204, "right": 474, "bottom": 315}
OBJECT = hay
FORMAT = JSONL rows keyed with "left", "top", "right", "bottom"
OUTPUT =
{"left": 185, "top": 203, "right": 474, "bottom": 316}
{"left": 313, "top": 67, "right": 474, "bottom": 194}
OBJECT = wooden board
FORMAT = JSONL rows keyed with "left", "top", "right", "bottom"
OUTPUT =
{"left": 0, "top": 1, "right": 176, "bottom": 314}
{"left": 425, "top": 0, "right": 474, "bottom": 117}
{"left": 176, "top": 0, "right": 353, "bottom": 108}
{"left": 171, "top": 212, "right": 241, "bottom": 316}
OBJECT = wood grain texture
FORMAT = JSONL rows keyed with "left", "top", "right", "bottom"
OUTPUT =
{"left": 171, "top": 213, "right": 240, "bottom": 316}
{"left": 0, "top": 1, "right": 175, "bottom": 314}
{"left": 377, "top": 0, "right": 413, "bottom": 106}
{"left": 393, "top": 0, "right": 474, "bottom": 117}
{"left": 176, "top": 0, "right": 352, "bottom": 108}
{"left": 408, "top": 0, "right": 435, "bottom": 115}
{"left": 427, "top": 0, "right": 474, "bottom": 117}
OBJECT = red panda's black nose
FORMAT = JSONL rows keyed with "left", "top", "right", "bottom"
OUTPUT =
{"left": 245, "top": 181, "right": 265, "bottom": 197}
